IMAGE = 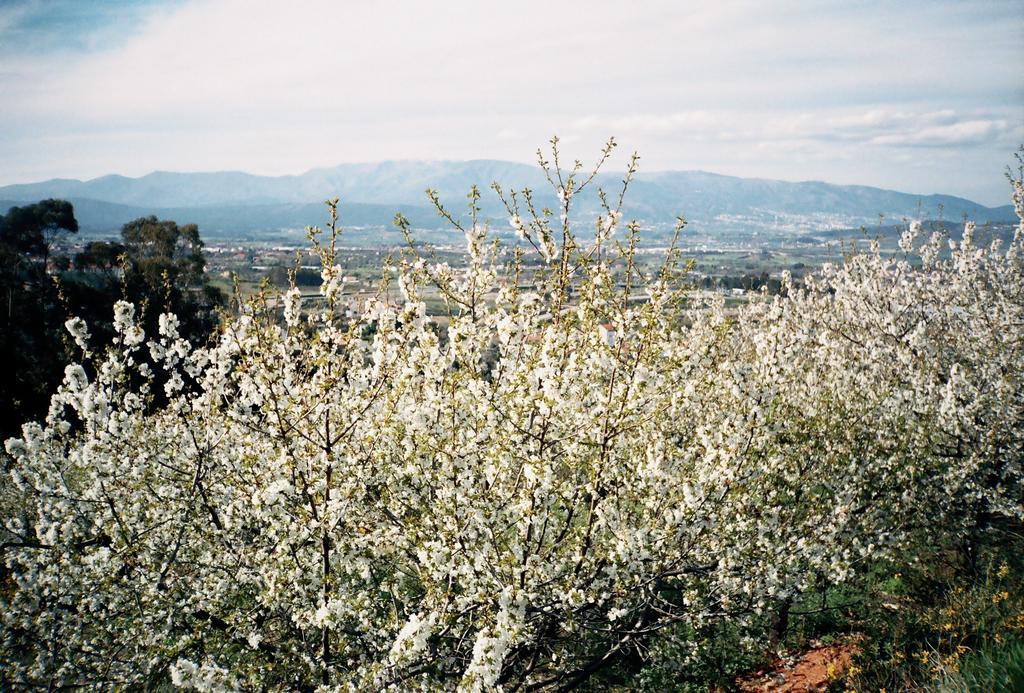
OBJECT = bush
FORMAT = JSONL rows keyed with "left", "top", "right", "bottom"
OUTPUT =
{"left": 943, "top": 639, "right": 1024, "bottom": 692}
{"left": 843, "top": 531, "right": 1024, "bottom": 691}
{"left": 2, "top": 140, "right": 1022, "bottom": 689}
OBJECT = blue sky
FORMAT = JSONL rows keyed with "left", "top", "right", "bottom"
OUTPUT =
{"left": 0, "top": 0, "right": 1021, "bottom": 204}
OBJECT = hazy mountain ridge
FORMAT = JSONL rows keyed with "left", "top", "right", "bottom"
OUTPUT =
{"left": 1, "top": 161, "right": 1015, "bottom": 240}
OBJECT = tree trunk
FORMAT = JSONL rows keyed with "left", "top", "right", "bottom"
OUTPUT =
{"left": 769, "top": 597, "right": 793, "bottom": 648}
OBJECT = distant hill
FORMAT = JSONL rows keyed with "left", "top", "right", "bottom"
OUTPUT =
{"left": 1, "top": 161, "right": 1016, "bottom": 241}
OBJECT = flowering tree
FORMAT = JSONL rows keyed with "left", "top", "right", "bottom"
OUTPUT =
{"left": 2, "top": 140, "right": 1022, "bottom": 690}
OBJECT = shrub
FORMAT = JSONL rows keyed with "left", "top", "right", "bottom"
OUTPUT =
{"left": 2, "top": 140, "right": 1022, "bottom": 689}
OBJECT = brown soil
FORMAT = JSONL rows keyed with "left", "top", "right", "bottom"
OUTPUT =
{"left": 736, "top": 637, "right": 862, "bottom": 692}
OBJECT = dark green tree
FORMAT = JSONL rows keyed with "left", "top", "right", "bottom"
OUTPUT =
{"left": 0, "top": 200, "right": 79, "bottom": 442}
{"left": 74, "top": 240, "right": 126, "bottom": 269}
{"left": 124, "top": 217, "right": 225, "bottom": 349}
{"left": 0, "top": 198, "right": 78, "bottom": 257}
{"left": 2, "top": 208, "right": 226, "bottom": 443}
{"left": 120, "top": 216, "right": 206, "bottom": 286}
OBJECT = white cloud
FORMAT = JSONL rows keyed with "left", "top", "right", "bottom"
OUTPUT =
{"left": 870, "top": 119, "right": 1020, "bottom": 147}
{"left": 568, "top": 108, "right": 1021, "bottom": 150}
{"left": 0, "top": 0, "right": 1020, "bottom": 203}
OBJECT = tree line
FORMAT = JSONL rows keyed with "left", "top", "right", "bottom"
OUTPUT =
{"left": 0, "top": 200, "right": 224, "bottom": 442}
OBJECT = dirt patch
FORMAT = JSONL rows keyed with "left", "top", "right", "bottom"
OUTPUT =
{"left": 736, "top": 637, "right": 862, "bottom": 692}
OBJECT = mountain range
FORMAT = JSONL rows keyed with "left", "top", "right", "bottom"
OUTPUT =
{"left": 1, "top": 160, "right": 1016, "bottom": 242}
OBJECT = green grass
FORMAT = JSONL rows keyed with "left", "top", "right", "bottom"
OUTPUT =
{"left": 844, "top": 530, "right": 1024, "bottom": 691}
{"left": 937, "top": 639, "right": 1024, "bottom": 692}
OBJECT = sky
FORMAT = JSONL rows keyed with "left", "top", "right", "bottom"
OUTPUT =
{"left": 0, "top": 0, "right": 1022, "bottom": 205}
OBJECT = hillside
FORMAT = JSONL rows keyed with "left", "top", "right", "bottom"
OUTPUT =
{"left": 2, "top": 161, "right": 1015, "bottom": 240}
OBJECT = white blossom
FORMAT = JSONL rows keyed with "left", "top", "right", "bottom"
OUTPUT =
{"left": 1, "top": 148, "right": 1021, "bottom": 691}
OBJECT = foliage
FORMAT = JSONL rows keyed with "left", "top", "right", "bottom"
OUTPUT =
{"left": 119, "top": 216, "right": 208, "bottom": 286}
{"left": 0, "top": 210, "right": 227, "bottom": 444}
{"left": 0, "top": 200, "right": 79, "bottom": 442}
{"left": 941, "top": 639, "right": 1024, "bottom": 692}
{"left": 0, "top": 199, "right": 78, "bottom": 256}
{"left": 630, "top": 619, "right": 768, "bottom": 691}
{"left": 73, "top": 216, "right": 225, "bottom": 349}
{"left": 1, "top": 140, "right": 1023, "bottom": 690}
{"left": 838, "top": 531, "right": 1024, "bottom": 692}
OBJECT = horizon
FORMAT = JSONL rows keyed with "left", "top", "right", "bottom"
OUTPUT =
{"left": 1, "top": 156, "right": 1019, "bottom": 208}
{"left": 0, "top": 1, "right": 1022, "bottom": 205}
